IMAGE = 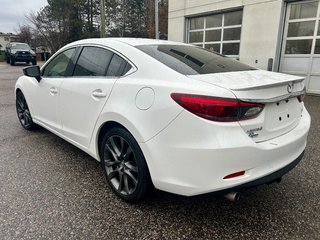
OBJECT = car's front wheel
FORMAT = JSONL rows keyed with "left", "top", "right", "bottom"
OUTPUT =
{"left": 16, "top": 91, "right": 37, "bottom": 130}
{"left": 10, "top": 58, "right": 15, "bottom": 66}
{"left": 101, "top": 127, "right": 151, "bottom": 202}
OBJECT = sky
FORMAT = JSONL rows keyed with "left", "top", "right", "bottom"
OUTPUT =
{"left": 0, "top": 0, "right": 48, "bottom": 34}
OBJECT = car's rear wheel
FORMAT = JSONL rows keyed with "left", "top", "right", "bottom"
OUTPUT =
{"left": 101, "top": 127, "right": 151, "bottom": 202}
{"left": 6, "top": 57, "right": 9, "bottom": 64}
{"left": 10, "top": 58, "right": 15, "bottom": 66}
{"left": 16, "top": 91, "right": 37, "bottom": 130}
{"left": 32, "top": 60, "right": 37, "bottom": 65}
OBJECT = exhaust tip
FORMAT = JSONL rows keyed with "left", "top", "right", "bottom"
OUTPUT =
{"left": 224, "top": 192, "right": 240, "bottom": 202}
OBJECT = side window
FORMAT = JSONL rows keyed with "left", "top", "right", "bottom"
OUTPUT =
{"left": 43, "top": 48, "right": 76, "bottom": 77}
{"left": 73, "top": 47, "right": 113, "bottom": 76}
{"left": 107, "top": 54, "right": 132, "bottom": 77}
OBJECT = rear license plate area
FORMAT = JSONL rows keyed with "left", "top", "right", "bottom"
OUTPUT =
{"left": 265, "top": 98, "right": 300, "bottom": 130}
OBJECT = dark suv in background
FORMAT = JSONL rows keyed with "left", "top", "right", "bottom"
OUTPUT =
{"left": 5, "top": 42, "right": 37, "bottom": 66}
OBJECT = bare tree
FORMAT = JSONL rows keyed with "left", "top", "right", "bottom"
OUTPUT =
{"left": 17, "top": 24, "right": 33, "bottom": 45}
{"left": 21, "top": 0, "right": 168, "bottom": 54}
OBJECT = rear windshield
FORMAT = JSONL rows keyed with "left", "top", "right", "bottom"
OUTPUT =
{"left": 136, "top": 44, "right": 254, "bottom": 75}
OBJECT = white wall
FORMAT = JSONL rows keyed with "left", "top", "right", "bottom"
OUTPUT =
{"left": 168, "top": 0, "right": 283, "bottom": 70}
{"left": 0, "top": 35, "right": 19, "bottom": 50}
{"left": 0, "top": 37, "right": 7, "bottom": 50}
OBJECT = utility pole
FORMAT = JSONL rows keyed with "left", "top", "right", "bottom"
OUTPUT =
{"left": 155, "top": 0, "right": 159, "bottom": 39}
{"left": 100, "top": 0, "right": 106, "bottom": 38}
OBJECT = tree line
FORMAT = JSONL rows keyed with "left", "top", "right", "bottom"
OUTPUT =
{"left": 18, "top": 0, "right": 168, "bottom": 53}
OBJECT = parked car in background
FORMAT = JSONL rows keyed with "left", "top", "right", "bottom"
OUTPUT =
{"left": 15, "top": 38, "right": 310, "bottom": 202}
{"left": 5, "top": 42, "right": 37, "bottom": 66}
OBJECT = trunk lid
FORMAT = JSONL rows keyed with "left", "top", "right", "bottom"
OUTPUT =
{"left": 187, "top": 70, "right": 305, "bottom": 142}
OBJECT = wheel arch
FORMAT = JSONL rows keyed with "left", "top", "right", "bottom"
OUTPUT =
{"left": 15, "top": 88, "right": 22, "bottom": 94}
{"left": 15, "top": 87, "right": 24, "bottom": 100}
{"left": 96, "top": 120, "right": 152, "bottom": 182}
{"left": 97, "top": 121, "right": 125, "bottom": 160}
{"left": 96, "top": 119, "right": 144, "bottom": 162}
{"left": 15, "top": 76, "right": 38, "bottom": 118}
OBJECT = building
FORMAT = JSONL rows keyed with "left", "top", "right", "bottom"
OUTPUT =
{"left": 168, "top": 0, "right": 320, "bottom": 94}
{"left": 0, "top": 33, "right": 19, "bottom": 50}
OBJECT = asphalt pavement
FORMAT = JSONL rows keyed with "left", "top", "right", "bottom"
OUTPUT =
{"left": 0, "top": 62, "right": 319, "bottom": 239}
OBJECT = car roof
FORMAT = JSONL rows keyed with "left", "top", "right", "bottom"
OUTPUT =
{"left": 68, "top": 38, "right": 189, "bottom": 47}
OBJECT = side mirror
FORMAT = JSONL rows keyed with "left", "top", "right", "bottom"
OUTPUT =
{"left": 23, "top": 66, "right": 41, "bottom": 82}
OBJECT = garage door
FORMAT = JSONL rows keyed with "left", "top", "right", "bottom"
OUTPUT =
{"left": 280, "top": 0, "right": 320, "bottom": 94}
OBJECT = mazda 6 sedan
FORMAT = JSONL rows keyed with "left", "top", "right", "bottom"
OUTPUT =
{"left": 15, "top": 38, "right": 310, "bottom": 202}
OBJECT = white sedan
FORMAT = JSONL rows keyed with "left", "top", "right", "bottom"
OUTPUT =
{"left": 15, "top": 38, "right": 310, "bottom": 202}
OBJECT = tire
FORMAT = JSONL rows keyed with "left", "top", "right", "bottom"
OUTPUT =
{"left": 32, "top": 60, "right": 37, "bottom": 65}
{"left": 100, "top": 127, "right": 151, "bottom": 202}
{"left": 10, "top": 58, "right": 15, "bottom": 66}
{"left": 6, "top": 57, "right": 9, "bottom": 64}
{"left": 16, "top": 91, "right": 37, "bottom": 131}
{"left": 26, "top": 61, "right": 30, "bottom": 64}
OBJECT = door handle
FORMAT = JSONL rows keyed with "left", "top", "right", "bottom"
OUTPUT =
{"left": 50, "top": 87, "right": 58, "bottom": 95}
{"left": 92, "top": 89, "right": 107, "bottom": 98}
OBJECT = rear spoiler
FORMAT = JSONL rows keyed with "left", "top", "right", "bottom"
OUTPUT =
{"left": 239, "top": 88, "right": 306, "bottom": 103}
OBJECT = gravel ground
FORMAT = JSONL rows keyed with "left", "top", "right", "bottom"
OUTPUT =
{"left": 0, "top": 62, "right": 319, "bottom": 239}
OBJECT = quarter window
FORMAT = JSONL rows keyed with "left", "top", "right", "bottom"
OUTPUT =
{"left": 74, "top": 47, "right": 113, "bottom": 76}
{"left": 188, "top": 10, "right": 243, "bottom": 58}
{"left": 43, "top": 48, "right": 76, "bottom": 77}
{"left": 107, "top": 54, "right": 131, "bottom": 77}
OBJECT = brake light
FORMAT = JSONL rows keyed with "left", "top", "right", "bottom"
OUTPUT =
{"left": 171, "top": 93, "right": 264, "bottom": 122}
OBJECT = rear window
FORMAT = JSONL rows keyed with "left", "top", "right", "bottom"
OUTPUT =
{"left": 135, "top": 44, "right": 254, "bottom": 75}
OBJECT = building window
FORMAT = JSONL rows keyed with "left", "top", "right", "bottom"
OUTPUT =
{"left": 4, "top": 37, "right": 9, "bottom": 41}
{"left": 188, "top": 10, "right": 243, "bottom": 57}
{"left": 285, "top": 1, "right": 319, "bottom": 54}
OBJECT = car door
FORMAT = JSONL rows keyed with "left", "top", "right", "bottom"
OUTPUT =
{"left": 59, "top": 45, "right": 132, "bottom": 148}
{"left": 37, "top": 48, "right": 76, "bottom": 132}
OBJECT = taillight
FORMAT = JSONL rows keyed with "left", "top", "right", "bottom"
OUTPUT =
{"left": 171, "top": 93, "right": 264, "bottom": 122}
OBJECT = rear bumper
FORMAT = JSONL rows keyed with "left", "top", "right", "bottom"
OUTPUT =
{"left": 140, "top": 106, "right": 310, "bottom": 196}
{"left": 203, "top": 150, "right": 304, "bottom": 197}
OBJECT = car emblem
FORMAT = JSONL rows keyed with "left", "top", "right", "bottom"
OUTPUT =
{"left": 287, "top": 82, "right": 294, "bottom": 93}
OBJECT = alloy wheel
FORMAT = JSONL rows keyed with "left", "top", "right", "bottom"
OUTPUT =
{"left": 16, "top": 92, "right": 33, "bottom": 128}
{"left": 103, "top": 135, "right": 139, "bottom": 196}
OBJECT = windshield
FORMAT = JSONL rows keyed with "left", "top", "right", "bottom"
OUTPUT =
{"left": 136, "top": 44, "right": 254, "bottom": 75}
{"left": 11, "top": 43, "right": 31, "bottom": 50}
